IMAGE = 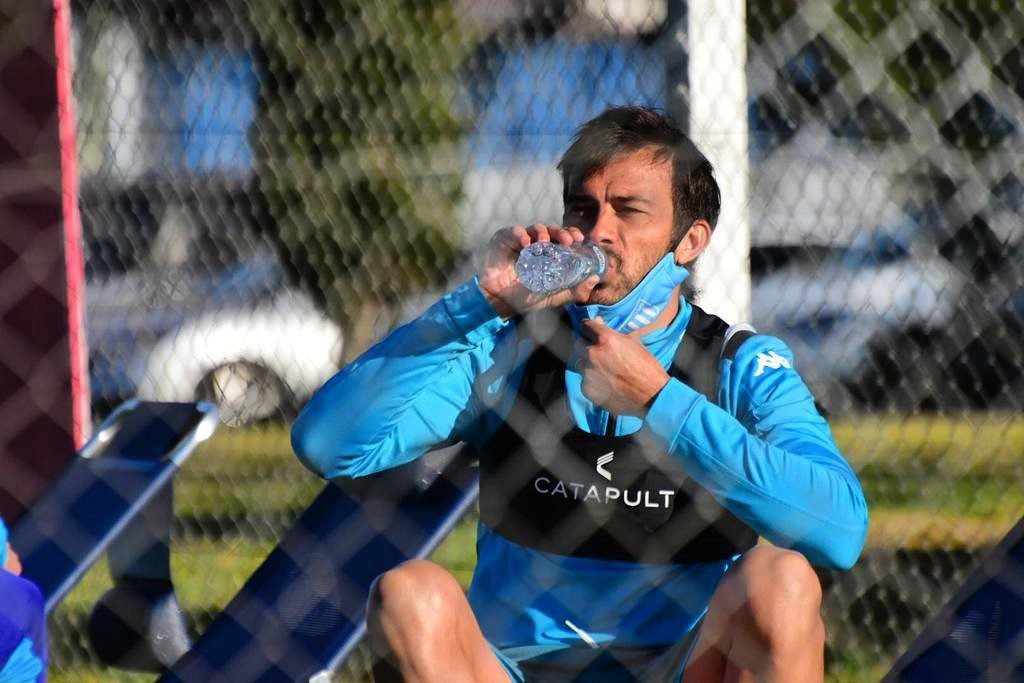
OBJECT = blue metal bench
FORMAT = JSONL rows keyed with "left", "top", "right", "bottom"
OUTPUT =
{"left": 885, "top": 515, "right": 1024, "bottom": 681}
{"left": 10, "top": 399, "right": 218, "bottom": 669}
{"left": 162, "top": 446, "right": 478, "bottom": 682}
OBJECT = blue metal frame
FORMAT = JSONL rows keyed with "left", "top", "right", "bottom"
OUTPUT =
{"left": 163, "top": 446, "right": 479, "bottom": 683}
{"left": 10, "top": 400, "right": 218, "bottom": 613}
{"left": 885, "top": 515, "right": 1024, "bottom": 680}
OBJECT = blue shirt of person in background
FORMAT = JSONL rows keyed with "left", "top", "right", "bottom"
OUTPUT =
{"left": 0, "top": 518, "right": 46, "bottom": 683}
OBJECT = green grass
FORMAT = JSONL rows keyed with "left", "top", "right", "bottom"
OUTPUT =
{"left": 59, "top": 538, "right": 275, "bottom": 616}
{"left": 50, "top": 668, "right": 151, "bottom": 683}
{"left": 430, "top": 514, "right": 480, "bottom": 589}
{"left": 833, "top": 412, "right": 1024, "bottom": 472}
{"left": 833, "top": 412, "right": 1024, "bottom": 549}
{"left": 48, "top": 414, "right": 1024, "bottom": 682}
{"left": 49, "top": 538, "right": 278, "bottom": 683}
{"left": 174, "top": 425, "right": 322, "bottom": 534}
{"left": 826, "top": 650, "right": 890, "bottom": 683}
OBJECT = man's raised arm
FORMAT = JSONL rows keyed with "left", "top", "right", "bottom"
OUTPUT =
{"left": 292, "top": 224, "right": 601, "bottom": 480}
{"left": 645, "top": 335, "right": 869, "bottom": 570}
{"left": 291, "top": 278, "right": 508, "bottom": 479}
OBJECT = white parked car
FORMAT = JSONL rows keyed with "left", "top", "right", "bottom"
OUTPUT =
{"left": 87, "top": 251, "right": 343, "bottom": 426}
{"left": 748, "top": 129, "right": 969, "bottom": 411}
{"left": 752, "top": 244, "right": 967, "bottom": 411}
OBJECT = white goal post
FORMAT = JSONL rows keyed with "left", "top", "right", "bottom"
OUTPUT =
{"left": 666, "top": 0, "right": 751, "bottom": 324}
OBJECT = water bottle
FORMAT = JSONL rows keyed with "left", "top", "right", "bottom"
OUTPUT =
{"left": 515, "top": 241, "right": 606, "bottom": 294}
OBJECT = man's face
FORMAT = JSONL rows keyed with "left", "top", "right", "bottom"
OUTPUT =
{"left": 562, "top": 147, "right": 676, "bottom": 305}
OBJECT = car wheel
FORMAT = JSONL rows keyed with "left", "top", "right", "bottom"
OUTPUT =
{"left": 197, "top": 361, "right": 290, "bottom": 427}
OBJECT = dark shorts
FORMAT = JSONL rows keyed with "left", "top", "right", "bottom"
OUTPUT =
{"left": 492, "top": 621, "right": 702, "bottom": 683}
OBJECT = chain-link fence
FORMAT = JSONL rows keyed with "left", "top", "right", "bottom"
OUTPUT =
{"left": 28, "top": 0, "right": 1024, "bottom": 680}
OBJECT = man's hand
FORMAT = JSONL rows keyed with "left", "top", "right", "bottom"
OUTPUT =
{"left": 4, "top": 543, "right": 21, "bottom": 575}
{"left": 478, "top": 224, "right": 599, "bottom": 319}
{"left": 577, "top": 317, "right": 671, "bottom": 417}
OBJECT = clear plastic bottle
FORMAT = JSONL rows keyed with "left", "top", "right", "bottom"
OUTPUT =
{"left": 515, "top": 241, "right": 606, "bottom": 294}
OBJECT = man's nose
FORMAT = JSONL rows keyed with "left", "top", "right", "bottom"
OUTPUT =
{"left": 587, "top": 205, "right": 618, "bottom": 244}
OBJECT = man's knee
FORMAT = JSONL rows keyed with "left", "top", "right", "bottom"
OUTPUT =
{"left": 370, "top": 560, "right": 465, "bottom": 635}
{"left": 722, "top": 546, "right": 824, "bottom": 653}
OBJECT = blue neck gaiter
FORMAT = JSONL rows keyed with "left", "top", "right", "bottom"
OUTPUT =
{"left": 567, "top": 253, "right": 690, "bottom": 333}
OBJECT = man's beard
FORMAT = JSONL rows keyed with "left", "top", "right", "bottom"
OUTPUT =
{"left": 586, "top": 242, "right": 672, "bottom": 305}
{"left": 586, "top": 248, "right": 627, "bottom": 304}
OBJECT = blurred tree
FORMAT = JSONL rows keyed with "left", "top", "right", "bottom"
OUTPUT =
{"left": 251, "top": 1, "right": 468, "bottom": 359}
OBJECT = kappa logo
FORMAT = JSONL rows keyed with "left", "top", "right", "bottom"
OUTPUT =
{"left": 754, "top": 351, "right": 791, "bottom": 377}
{"left": 596, "top": 452, "right": 614, "bottom": 481}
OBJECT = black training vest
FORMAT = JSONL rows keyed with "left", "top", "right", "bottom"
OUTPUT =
{"left": 478, "top": 306, "right": 758, "bottom": 564}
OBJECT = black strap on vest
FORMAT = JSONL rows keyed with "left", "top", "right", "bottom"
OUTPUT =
{"left": 672, "top": 304, "right": 755, "bottom": 402}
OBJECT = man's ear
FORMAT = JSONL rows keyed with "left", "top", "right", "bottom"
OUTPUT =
{"left": 673, "top": 219, "right": 712, "bottom": 265}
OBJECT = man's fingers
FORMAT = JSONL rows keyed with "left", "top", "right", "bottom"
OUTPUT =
{"left": 580, "top": 317, "right": 604, "bottom": 343}
{"left": 526, "top": 223, "right": 551, "bottom": 244}
{"left": 581, "top": 371, "right": 611, "bottom": 404}
{"left": 571, "top": 275, "right": 600, "bottom": 303}
{"left": 548, "top": 226, "right": 575, "bottom": 245}
{"left": 494, "top": 224, "right": 583, "bottom": 251}
{"left": 575, "top": 333, "right": 593, "bottom": 358}
{"left": 490, "top": 226, "right": 529, "bottom": 252}
{"left": 572, "top": 355, "right": 587, "bottom": 373}
{"left": 581, "top": 315, "right": 608, "bottom": 334}
{"left": 510, "top": 225, "right": 531, "bottom": 248}
{"left": 581, "top": 315, "right": 619, "bottom": 350}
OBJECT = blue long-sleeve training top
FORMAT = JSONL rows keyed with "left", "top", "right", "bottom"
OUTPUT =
{"left": 292, "top": 277, "right": 869, "bottom": 651}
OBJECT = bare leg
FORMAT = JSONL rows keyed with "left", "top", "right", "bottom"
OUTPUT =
{"left": 366, "top": 559, "right": 510, "bottom": 683}
{"left": 683, "top": 546, "right": 825, "bottom": 683}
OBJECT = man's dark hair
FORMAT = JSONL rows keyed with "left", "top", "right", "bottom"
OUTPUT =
{"left": 558, "top": 106, "right": 721, "bottom": 243}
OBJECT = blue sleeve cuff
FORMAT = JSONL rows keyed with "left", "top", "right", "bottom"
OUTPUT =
{"left": 442, "top": 277, "right": 508, "bottom": 343}
{"left": 644, "top": 378, "right": 703, "bottom": 450}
